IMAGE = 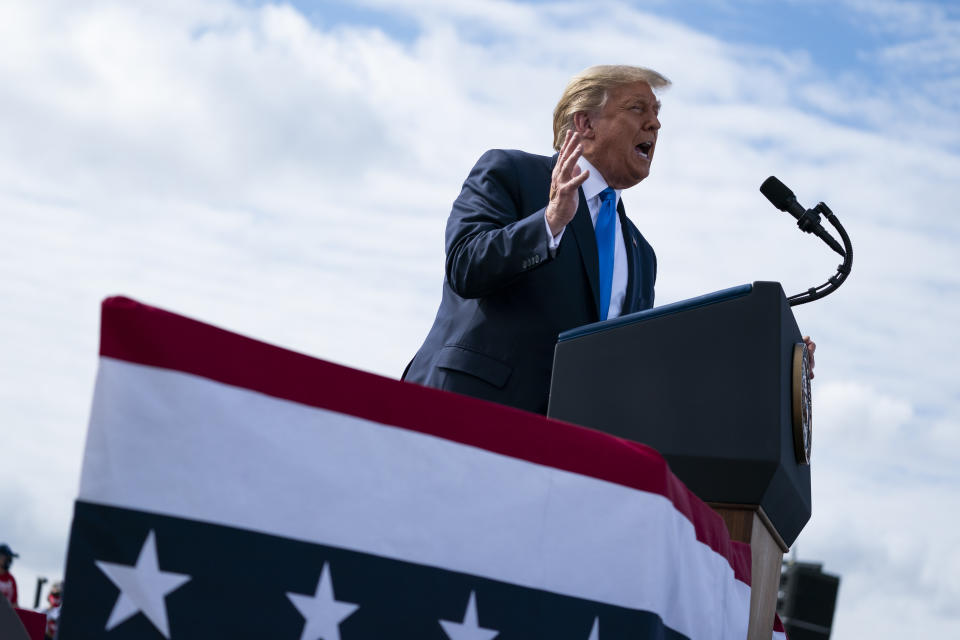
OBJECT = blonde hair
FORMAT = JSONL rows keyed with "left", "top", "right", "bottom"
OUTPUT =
{"left": 552, "top": 65, "right": 671, "bottom": 150}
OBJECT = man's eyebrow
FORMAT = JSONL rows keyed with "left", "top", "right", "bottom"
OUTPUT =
{"left": 623, "top": 97, "right": 661, "bottom": 108}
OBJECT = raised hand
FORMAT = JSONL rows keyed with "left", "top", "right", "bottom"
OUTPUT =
{"left": 545, "top": 131, "right": 590, "bottom": 236}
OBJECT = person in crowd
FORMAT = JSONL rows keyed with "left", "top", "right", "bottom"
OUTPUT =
{"left": 43, "top": 581, "right": 62, "bottom": 640}
{"left": 0, "top": 543, "right": 18, "bottom": 605}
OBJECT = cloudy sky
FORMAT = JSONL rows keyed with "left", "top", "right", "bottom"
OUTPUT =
{"left": 2, "top": 0, "right": 958, "bottom": 635}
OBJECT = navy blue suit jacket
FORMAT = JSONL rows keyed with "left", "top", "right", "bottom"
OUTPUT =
{"left": 404, "top": 149, "right": 657, "bottom": 414}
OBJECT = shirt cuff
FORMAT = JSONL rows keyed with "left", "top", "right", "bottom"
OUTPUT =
{"left": 544, "top": 213, "right": 565, "bottom": 254}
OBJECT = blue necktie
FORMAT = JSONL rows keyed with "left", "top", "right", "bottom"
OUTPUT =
{"left": 596, "top": 187, "right": 617, "bottom": 321}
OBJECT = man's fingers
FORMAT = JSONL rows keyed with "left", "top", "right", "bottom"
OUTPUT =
{"left": 558, "top": 142, "right": 583, "bottom": 180}
{"left": 803, "top": 336, "right": 816, "bottom": 379}
{"left": 556, "top": 131, "right": 574, "bottom": 166}
{"left": 551, "top": 135, "right": 583, "bottom": 202}
{"left": 546, "top": 162, "right": 588, "bottom": 232}
{"left": 553, "top": 168, "right": 589, "bottom": 201}
{"left": 552, "top": 133, "right": 574, "bottom": 185}
{"left": 567, "top": 168, "right": 589, "bottom": 188}
{"left": 557, "top": 170, "right": 586, "bottom": 193}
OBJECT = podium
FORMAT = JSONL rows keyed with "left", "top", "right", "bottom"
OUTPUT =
{"left": 548, "top": 281, "right": 812, "bottom": 640}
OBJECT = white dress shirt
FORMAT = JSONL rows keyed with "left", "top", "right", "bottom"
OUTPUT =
{"left": 544, "top": 156, "right": 628, "bottom": 319}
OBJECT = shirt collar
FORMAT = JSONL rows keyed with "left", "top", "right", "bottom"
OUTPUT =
{"left": 577, "top": 156, "right": 621, "bottom": 204}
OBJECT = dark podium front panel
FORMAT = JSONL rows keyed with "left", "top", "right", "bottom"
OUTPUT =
{"left": 548, "top": 281, "right": 810, "bottom": 546}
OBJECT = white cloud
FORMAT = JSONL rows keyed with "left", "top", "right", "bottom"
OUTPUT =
{"left": 1, "top": 0, "right": 958, "bottom": 635}
{"left": 799, "top": 378, "right": 960, "bottom": 634}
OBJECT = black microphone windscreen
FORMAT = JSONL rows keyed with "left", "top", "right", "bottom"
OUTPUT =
{"left": 760, "top": 176, "right": 795, "bottom": 212}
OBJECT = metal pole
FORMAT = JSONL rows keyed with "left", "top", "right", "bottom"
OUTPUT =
{"left": 33, "top": 576, "right": 47, "bottom": 610}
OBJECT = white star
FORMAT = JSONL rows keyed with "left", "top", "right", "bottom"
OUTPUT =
{"left": 439, "top": 591, "right": 499, "bottom": 640}
{"left": 286, "top": 563, "right": 359, "bottom": 640}
{"left": 587, "top": 616, "right": 600, "bottom": 640}
{"left": 94, "top": 530, "right": 191, "bottom": 639}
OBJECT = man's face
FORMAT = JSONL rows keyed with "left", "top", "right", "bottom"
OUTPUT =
{"left": 578, "top": 81, "right": 661, "bottom": 190}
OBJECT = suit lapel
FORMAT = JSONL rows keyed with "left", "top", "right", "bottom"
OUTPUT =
{"left": 546, "top": 152, "right": 605, "bottom": 320}
{"left": 619, "top": 204, "right": 641, "bottom": 314}
{"left": 570, "top": 188, "right": 601, "bottom": 319}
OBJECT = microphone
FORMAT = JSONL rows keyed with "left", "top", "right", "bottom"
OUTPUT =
{"left": 760, "top": 176, "right": 805, "bottom": 218}
{"left": 760, "top": 176, "right": 845, "bottom": 256}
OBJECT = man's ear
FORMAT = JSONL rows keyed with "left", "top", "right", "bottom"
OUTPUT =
{"left": 573, "top": 111, "right": 595, "bottom": 139}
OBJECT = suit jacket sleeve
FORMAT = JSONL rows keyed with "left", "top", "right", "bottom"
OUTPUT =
{"left": 444, "top": 149, "right": 553, "bottom": 299}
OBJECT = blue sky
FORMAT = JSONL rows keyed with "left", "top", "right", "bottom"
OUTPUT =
{"left": 272, "top": 0, "right": 960, "bottom": 141}
{"left": 1, "top": 0, "right": 958, "bottom": 637}
{"left": 657, "top": 0, "right": 907, "bottom": 70}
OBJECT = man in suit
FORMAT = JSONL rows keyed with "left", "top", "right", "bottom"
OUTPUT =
{"left": 403, "top": 65, "right": 669, "bottom": 414}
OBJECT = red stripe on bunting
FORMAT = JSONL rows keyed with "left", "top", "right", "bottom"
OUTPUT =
{"left": 99, "top": 295, "right": 750, "bottom": 584}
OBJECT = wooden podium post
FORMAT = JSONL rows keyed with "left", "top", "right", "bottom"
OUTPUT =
{"left": 710, "top": 503, "right": 788, "bottom": 640}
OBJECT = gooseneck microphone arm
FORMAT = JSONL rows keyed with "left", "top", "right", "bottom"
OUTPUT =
{"left": 784, "top": 201, "right": 853, "bottom": 306}
{"left": 759, "top": 176, "right": 854, "bottom": 307}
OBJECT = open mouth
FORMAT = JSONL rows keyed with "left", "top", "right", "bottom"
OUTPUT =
{"left": 635, "top": 142, "right": 653, "bottom": 159}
